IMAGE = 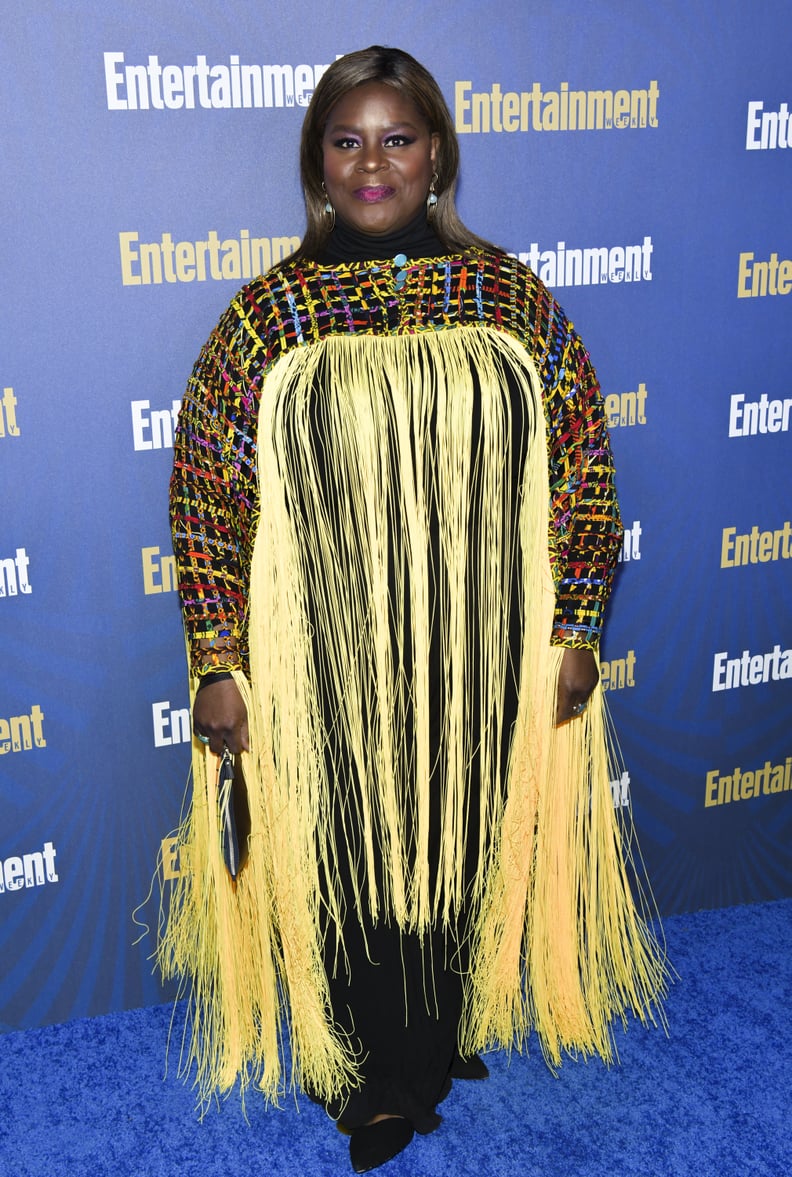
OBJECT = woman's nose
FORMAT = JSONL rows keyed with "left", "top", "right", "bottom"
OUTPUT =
{"left": 358, "top": 142, "right": 387, "bottom": 171}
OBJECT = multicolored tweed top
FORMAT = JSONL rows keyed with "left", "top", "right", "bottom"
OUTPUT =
{"left": 170, "top": 249, "right": 623, "bottom": 676}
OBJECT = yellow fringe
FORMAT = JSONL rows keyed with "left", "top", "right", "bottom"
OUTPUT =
{"left": 157, "top": 692, "right": 360, "bottom": 1108}
{"left": 158, "top": 326, "right": 668, "bottom": 1107}
{"left": 461, "top": 667, "right": 668, "bottom": 1067}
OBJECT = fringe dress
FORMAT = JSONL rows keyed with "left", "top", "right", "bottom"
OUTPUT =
{"left": 160, "top": 233, "right": 668, "bottom": 1125}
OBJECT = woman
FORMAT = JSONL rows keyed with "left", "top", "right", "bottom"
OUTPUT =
{"left": 160, "top": 46, "right": 668, "bottom": 1173}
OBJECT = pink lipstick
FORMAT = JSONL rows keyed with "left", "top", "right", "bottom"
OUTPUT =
{"left": 354, "top": 186, "right": 395, "bottom": 202}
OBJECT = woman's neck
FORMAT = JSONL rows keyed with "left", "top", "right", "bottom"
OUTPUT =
{"left": 316, "top": 210, "right": 445, "bottom": 264}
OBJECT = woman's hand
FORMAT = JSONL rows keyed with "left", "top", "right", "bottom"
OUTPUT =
{"left": 193, "top": 678, "right": 250, "bottom": 755}
{"left": 555, "top": 647, "right": 599, "bottom": 726}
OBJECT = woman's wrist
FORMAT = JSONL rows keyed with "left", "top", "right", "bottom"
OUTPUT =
{"left": 196, "top": 671, "right": 234, "bottom": 690}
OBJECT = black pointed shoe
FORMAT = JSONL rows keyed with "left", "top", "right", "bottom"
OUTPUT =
{"left": 349, "top": 1117, "right": 415, "bottom": 1173}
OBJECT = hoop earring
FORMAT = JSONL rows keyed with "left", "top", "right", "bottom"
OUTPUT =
{"left": 321, "top": 182, "right": 336, "bottom": 231}
{"left": 427, "top": 173, "right": 438, "bottom": 219}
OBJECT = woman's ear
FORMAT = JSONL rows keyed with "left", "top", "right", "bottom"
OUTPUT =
{"left": 430, "top": 133, "right": 440, "bottom": 170}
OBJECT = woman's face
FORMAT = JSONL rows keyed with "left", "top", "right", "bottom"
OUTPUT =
{"left": 321, "top": 82, "right": 439, "bottom": 237}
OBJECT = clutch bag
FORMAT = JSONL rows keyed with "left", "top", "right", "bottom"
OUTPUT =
{"left": 217, "top": 747, "right": 251, "bottom": 880}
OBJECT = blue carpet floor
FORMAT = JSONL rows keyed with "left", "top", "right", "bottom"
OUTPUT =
{"left": 1, "top": 900, "right": 790, "bottom": 1177}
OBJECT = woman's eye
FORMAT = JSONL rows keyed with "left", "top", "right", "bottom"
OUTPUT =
{"left": 333, "top": 137, "right": 361, "bottom": 149}
{"left": 384, "top": 135, "right": 414, "bottom": 147}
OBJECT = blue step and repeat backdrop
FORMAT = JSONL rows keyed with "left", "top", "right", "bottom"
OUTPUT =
{"left": 1, "top": 1, "right": 790, "bottom": 1031}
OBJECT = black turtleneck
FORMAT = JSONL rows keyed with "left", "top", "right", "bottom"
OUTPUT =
{"left": 315, "top": 209, "right": 446, "bottom": 265}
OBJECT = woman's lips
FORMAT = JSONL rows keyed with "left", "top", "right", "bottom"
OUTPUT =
{"left": 354, "top": 186, "right": 396, "bottom": 202}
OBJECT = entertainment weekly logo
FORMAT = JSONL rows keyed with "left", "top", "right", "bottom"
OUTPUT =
{"left": 104, "top": 52, "right": 340, "bottom": 110}
{"left": 745, "top": 100, "right": 791, "bottom": 150}
{"left": 0, "top": 841, "right": 59, "bottom": 895}
{"left": 0, "top": 548, "right": 32, "bottom": 597}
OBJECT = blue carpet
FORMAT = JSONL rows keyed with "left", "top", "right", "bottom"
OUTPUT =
{"left": 1, "top": 900, "right": 790, "bottom": 1177}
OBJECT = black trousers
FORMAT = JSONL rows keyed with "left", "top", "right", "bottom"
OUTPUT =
{"left": 320, "top": 912, "right": 463, "bottom": 1133}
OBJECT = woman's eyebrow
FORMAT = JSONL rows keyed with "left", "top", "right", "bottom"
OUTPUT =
{"left": 325, "top": 120, "right": 421, "bottom": 134}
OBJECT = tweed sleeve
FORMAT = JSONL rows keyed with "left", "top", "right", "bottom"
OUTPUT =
{"left": 169, "top": 296, "right": 261, "bottom": 678}
{"left": 540, "top": 305, "right": 623, "bottom": 650}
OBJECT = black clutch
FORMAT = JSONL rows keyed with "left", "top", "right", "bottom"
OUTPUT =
{"left": 217, "top": 747, "right": 251, "bottom": 880}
